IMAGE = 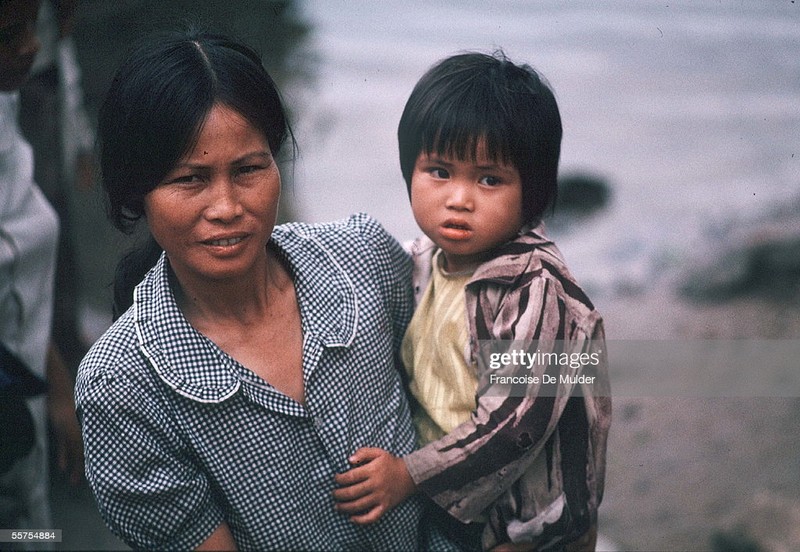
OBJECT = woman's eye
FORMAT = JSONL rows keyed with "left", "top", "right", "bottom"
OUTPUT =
{"left": 237, "top": 165, "right": 263, "bottom": 176}
{"left": 479, "top": 175, "right": 502, "bottom": 186}
{"left": 170, "top": 174, "right": 202, "bottom": 185}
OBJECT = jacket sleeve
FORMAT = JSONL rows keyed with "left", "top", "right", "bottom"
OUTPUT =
{"left": 403, "top": 274, "right": 606, "bottom": 524}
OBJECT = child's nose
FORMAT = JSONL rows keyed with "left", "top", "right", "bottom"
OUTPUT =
{"left": 445, "top": 181, "right": 473, "bottom": 211}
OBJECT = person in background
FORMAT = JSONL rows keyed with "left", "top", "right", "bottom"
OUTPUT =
{"left": 19, "top": 0, "right": 95, "bottom": 372}
{"left": 334, "top": 52, "right": 611, "bottom": 551}
{"left": 1, "top": 0, "right": 84, "bottom": 544}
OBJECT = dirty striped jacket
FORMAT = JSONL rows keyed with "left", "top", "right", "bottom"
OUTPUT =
{"left": 402, "top": 224, "right": 611, "bottom": 550}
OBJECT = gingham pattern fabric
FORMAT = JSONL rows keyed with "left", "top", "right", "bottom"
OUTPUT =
{"left": 76, "top": 213, "right": 427, "bottom": 551}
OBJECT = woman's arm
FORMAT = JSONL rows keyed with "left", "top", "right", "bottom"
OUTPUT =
{"left": 77, "top": 354, "right": 227, "bottom": 549}
{"left": 356, "top": 214, "right": 414, "bottom": 355}
{"left": 332, "top": 215, "right": 416, "bottom": 522}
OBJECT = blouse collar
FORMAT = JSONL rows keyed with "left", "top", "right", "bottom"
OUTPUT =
{"left": 133, "top": 225, "right": 359, "bottom": 403}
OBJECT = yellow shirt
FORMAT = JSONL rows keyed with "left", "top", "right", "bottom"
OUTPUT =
{"left": 401, "top": 250, "right": 478, "bottom": 446}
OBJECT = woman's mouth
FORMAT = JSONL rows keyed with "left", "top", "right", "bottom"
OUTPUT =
{"left": 204, "top": 236, "right": 246, "bottom": 247}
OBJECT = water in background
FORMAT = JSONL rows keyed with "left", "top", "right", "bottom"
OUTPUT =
{"left": 291, "top": 0, "right": 800, "bottom": 302}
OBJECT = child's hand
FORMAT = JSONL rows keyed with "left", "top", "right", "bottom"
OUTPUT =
{"left": 333, "top": 447, "right": 417, "bottom": 525}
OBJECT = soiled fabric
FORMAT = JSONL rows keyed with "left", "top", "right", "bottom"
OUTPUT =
{"left": 403, "top": 224, "right": 611, "bottom": 551}
{"left": 402, "top": 249, "right": 477, "bottom": 446}
{"left": 76, "top": 214, "right": 427, "bottom": 551}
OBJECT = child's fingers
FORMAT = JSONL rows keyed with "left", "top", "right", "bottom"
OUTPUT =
{"left": 332, "top": 479, "right": 371, "bottom": 502}
{"left": 348, "top": 504, "right": 386, "bottom": 525}
{"left": 334, "top": 464, "right": 370, "bottom": 487}
{"left": 348, "top": 446, "right": 385, "bottom": 466}
{"left": 335, "top": 447, "right": 389, "bottom": 485}
{"left": 334, "top": 493, "right": 379, "bottom": 516}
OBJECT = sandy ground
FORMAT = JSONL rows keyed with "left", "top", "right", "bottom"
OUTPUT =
{"left": 596, "top": 290, "right": 800, "bottom": 551}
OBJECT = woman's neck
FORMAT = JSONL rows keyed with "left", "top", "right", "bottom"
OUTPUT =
{"left": 170, "top": 247, "right": 289, "bottom": 327}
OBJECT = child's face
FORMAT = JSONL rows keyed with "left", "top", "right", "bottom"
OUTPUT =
{"left": 410, "top": 143, "right": 524, "bottom": 273}
{"left": 0, "top": 0, "right": 40, "bottom": 91}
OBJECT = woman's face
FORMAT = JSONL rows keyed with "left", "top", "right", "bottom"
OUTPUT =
{"left": 144, "top": 103, "right": 281, "bottom": 286}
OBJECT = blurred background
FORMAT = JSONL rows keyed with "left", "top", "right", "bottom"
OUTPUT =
{"left": 42, "top": 0, "right": 800, "bottom": 550}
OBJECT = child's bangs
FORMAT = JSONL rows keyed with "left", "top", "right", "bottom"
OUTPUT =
{"left": 421, "top": 99, "right": 514, "bottom": 166}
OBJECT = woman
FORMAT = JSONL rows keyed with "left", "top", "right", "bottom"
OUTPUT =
{"left": 76, "top": 30, "right": 425, "bottom": 550}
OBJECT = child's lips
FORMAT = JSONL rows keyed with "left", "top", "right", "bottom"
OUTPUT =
{"left": 440, "top": 219, "right": 473, "bottom": 240}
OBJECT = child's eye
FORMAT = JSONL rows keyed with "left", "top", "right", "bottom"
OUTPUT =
{"left": 430, "top": 168, "right": 450, "bottom": 179}
{"left": 479, "top": 175, "right": 502, "bottom": 186}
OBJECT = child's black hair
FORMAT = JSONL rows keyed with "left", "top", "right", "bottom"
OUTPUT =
{"left": 398, "top": 51, "right": 562, "bottom": 224}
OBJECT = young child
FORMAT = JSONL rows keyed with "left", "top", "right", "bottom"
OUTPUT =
{"left": 334, "top": 52, "right": 611, "bottom": 551}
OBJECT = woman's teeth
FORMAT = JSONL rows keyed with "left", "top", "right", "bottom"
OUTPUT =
{"left": 209, "top": 237, "right": 243, "bottom": 246}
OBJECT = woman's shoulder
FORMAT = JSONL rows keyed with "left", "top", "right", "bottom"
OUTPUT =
{"left": 76, "top": 309, "right": 151, "bottom": 402}
{"left": 273, "top": 214, "right": 411, "bottom": 301}
{"left": 274, "top": 213, "right": 403, "bottom": 259}
{"left": 275, "top": 212, "right": 387, "bottom": 241}
{"left": 81, "top": 310, "right": 139, "bottom": 369}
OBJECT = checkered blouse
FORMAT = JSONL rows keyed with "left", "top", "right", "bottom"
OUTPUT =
{"left": 76, "top": 214, "right": 427, "bottom": 550}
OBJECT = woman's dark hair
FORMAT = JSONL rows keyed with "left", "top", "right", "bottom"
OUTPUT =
{"left": 100, "top": 29, "right": 294, "bottom": 317}
{"left": 398, "top": 51, "right": 562, "bottom": 224}
{"left": 111, "top": 235, "right": 163, "bottom": 320}
{"left": 99, "top": 28, "right": 294, "bottom": 233}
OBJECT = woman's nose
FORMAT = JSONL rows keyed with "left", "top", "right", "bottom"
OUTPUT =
{"left": 206, "top": 181, "right": 244, "bottom": 221}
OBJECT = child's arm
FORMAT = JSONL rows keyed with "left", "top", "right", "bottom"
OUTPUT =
{"left": 332, "top": 447, "right": 417, "bottom": 524}
{"left": 403, "top": 277, "right": 608, "bottom": 528}
{"left": 334, "top": 265, "right": 609, "bottom": 546}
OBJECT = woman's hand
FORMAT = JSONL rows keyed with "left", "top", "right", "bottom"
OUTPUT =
{"left": 333, "top": 447, "right": 417, "bottom": 524}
